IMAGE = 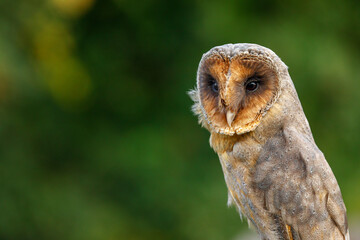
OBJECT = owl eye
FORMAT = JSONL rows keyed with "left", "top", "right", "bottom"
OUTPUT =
{"left": 211, "top": 81, "right": 219, "bottom": 93}
{"left": 245, "top": 81, "right": 259, "bottom": 92}
{"left": 207, "top": 76, "right": 219, "bottom": 93}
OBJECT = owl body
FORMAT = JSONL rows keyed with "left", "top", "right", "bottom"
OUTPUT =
{"left": 189, "top": 44, "right": 349, "bottom": 239}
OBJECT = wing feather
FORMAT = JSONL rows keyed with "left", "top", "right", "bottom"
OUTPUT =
{"left": 253, "top": 127, "right": 349, "bottom": 239}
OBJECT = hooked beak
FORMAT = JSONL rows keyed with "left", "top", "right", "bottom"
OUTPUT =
{"left": 226, "top": 110, "right": 236, "bottom": 127}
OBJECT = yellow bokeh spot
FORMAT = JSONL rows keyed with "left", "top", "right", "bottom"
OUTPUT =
{"left": 49, "top": 0, "right": 95, "bottom": 17}
{"left": 32, "top": 17, "right": 92, "bottom": 110}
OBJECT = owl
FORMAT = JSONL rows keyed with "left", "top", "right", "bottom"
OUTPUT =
{"left": 189, "top": 43, "right": 349, "bottom": 240}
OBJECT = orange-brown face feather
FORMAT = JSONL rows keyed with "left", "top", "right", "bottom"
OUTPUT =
{"left": 198, "top": 55, "right": 228, "bottom": 129}
{"left": 198, "top": 54, "right": 280, "bottom": 135}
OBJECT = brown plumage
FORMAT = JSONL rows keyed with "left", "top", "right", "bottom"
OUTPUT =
{"left": 189, "top": 43, "right": 349, "bottom": 239}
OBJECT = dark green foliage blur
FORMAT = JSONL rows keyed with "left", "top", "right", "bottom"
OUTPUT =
{"left": 0, "top": 0, "right": 359, "bottom": 239}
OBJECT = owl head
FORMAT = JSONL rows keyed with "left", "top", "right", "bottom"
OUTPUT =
{"left": 189, "top": 43, "right": 289, "bottom": 135}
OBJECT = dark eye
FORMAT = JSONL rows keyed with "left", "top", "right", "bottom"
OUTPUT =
{"left": 208, "top": 79, "right": 219, "bottom": 93}
{"left": 245, "top": 81, "right": 259, "bottom": 92}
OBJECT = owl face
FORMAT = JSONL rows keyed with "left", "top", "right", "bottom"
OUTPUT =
{"left": 196, "top": 44, "right": 284, "bottom": 135}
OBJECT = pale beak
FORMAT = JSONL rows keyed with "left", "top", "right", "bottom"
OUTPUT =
{"left": 226, "top": 110, "right": 236, "bottom": 127}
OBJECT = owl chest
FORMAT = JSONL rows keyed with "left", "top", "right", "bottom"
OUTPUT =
{"left": 218, "top": 147, "right": 261, "bottom": 223}
{"left": 220, "top": 157, "right": 249, "bottom": 205}
{"left": 210, "top": 132, "right": 262, "bottom": 213}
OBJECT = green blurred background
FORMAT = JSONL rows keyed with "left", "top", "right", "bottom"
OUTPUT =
{"left": 0, "top": 0, "right": 359, "bottom": 239}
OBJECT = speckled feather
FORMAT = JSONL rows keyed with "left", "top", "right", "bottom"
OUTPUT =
{"left": 189, "top": 43, "right": 349, "bottom": 240}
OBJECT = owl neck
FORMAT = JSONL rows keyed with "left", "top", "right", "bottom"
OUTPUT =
{"left": 257, "top": 83, "right": 313, "bottom": 141}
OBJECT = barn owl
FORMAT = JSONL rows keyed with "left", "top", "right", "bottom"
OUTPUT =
{"left": 188, "top": 43, "right": 349, "bottom": 240}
